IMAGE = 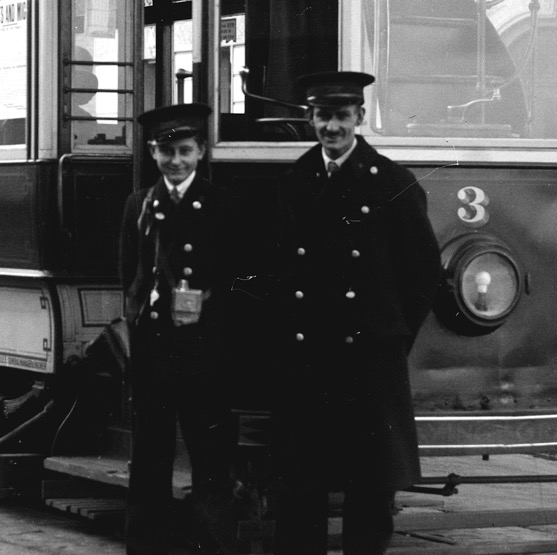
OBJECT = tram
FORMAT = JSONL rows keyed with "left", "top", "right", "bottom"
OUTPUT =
{"left": 0, "top": 0, "right": 556, "bottom": 505}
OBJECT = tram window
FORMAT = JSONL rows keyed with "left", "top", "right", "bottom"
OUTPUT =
{"left": 173, "top": 20, "right": 193, "bottom": 105}
{"left": 0, "top": 0, "right": 27, "bottom": 147}
{"left": 218, "top": 0, "right": 338, "bottom": 142}
{"left": 144, "top": 24, "right": 156, "bottom": 111}
{"left": 215, "top": 0, "right": 557, "bottom": 144}
{"left": 220, "top": 14, "right": 245, "bottom": 114}
{"left": 68, "top": 0, "right": 133, "bottom": 150}
{"left": 143, "top": 18, "right": 193, "bottom": 111}
{"left": 362, "top": 0, "right": 557, "bottom": 140}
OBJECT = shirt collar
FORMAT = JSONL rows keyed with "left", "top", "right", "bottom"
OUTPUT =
{"left": 321, "top": 138, "right": 358, "bottom": 171}
{"left": 164, "top": 170, "right": 196, "bottom": 198}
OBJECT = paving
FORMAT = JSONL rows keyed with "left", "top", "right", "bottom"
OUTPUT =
{"left": 0, "top": 499, "right": 125, "bottom": 554}
{"left": 0, "top": 455, "right": 557, "bottom": 553}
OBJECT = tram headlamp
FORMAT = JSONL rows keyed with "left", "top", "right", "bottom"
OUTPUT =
{"left": 434, "top": 234, "right": 523, "bottom": 335}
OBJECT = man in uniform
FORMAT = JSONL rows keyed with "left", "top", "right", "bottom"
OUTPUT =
{"left": 119, "top": 104, "right": 237, "bottom": 555}
{"left": 272, "top": 72, "right": 441, "bottom": 555}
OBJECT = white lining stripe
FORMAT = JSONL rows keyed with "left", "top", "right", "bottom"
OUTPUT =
{"left": 417, "top": 414, "right": 557, "bottom": 422}
{"left": 421, "top": 442, "right": 557, "bottom": 449}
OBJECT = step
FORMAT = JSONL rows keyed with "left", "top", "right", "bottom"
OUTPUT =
{"left": 44, "top": 455, "right": 192, "bottom": 500}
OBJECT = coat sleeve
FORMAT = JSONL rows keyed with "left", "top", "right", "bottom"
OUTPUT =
{"left": 384, "top": 166, "right": 441, "bottom": 343}
{"left": 119, "top": 193, "right": 141, "bottom": 294}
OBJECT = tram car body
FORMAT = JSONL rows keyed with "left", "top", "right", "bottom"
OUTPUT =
{"left": 0, "top": 0, "right": 140, "bottom": 491}
{"left": 212, "top": 0, "right": 557, "bottom": 457}
{"left": 0, "top": 0, "right": 555, "bottom": 499}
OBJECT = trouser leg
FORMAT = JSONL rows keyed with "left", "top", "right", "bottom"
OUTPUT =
{"left": 342, "top": 485, "right": 395, "bottom": 555}
{"left": 126, "top": 372, "right": 176, "bottom": 555}
{"left": 178, "top": 374, "right": 237, "bottom": 554}
{"left": 274, "top": 479, "right": 329, "bottom": 555}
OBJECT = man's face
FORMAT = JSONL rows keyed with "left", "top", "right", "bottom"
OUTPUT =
{"left": 309, "top": 104, "right": 364, "bottom": 159}
{"left": 149, "top": 136, "right": 206, "bottom": 185}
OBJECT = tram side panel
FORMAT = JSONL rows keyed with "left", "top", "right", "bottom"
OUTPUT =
{"left": 0, "top": 160, "right": 131, "bottom": 275}
{"left": 56, "top": 158, "right": 133, "bottom": 276}
{"left": 0, "top": 161, "right": 131, "bottom": 465}
{"left": 217, "top": 162, "right": 557, "bottom": 456}
{"left": 0, "top": 163, "right": 57, "bottom": 270}
{"left": 411, "top": 166, "right": 557, "bottom": 454}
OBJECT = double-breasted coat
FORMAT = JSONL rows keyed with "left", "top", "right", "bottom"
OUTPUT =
{"left": 119, "top": 174, "right": 237, "bottom": 553}
{"left": 274, "top": 135, "right": 440, "bottom": 492}
{"left": 120, "top": 175, "right": 234, "bottom": 341}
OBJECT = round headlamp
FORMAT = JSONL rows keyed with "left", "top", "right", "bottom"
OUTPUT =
{"left": 435, "top": 234, "right": 523, "bottom": 335}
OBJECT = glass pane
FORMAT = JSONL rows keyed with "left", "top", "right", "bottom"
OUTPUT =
{"left": 143, "top": 20, "right": 195, "bottom": 110}
{"left": 219, "top": 0, "right": 337, "bottom": 141}
{"left": 144, "top": 24, "right": 155, "bottom": 112}
{"left": 71, "top": 0, "right": 132, "bottom": 148}
{"left": 220, "top": 14, "right": 245, "bottom": 113}
{"left": 0, "top": 0, "right": 27, "bottom": 146}
{"left": 173, "top": 19, "right": 193, "bottom": 104}
{"left": 364, "top": 0, "right": 557, "bottom": 139}
{"left": 461, "top": 253, "right": 519, "bottom": 319}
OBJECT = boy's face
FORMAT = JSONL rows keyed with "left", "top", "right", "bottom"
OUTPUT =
{"left": 149, "top": 136, "right": 206, "bottom": 185}
{"left": 309, "top": 104, "right": 364, "bottom": 159}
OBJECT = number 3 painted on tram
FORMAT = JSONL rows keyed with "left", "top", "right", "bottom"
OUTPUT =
{"left": 457, "top": 186, "right": 490, "bottom": 227}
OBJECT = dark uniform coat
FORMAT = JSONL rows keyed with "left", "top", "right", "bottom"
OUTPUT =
{"left": 274, "top": 135, "right": 440, "bottom": 492}
{"left": 119, "top": 174, "right": 237, "bottom": 554}
{"left": 120, "top": 174, "right": 234, "bottom": 340}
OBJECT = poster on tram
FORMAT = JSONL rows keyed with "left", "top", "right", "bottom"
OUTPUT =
{"left": 0, "top": 0, "right": 26, "bottom": 120}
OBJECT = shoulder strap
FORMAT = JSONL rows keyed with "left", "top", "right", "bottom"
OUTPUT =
{"left": 137, "top": 185, "right": 156, "bottom": 233}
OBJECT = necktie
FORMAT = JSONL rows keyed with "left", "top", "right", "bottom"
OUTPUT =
{"left": 327, "top": 161, "right": 340, "bottom": 177}
{"left": 170, "top": 187, "right": 181, "bottom": 204}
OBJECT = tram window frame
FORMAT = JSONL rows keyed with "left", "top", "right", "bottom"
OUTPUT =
{"left": 0, "top": 0, "right": 29, "bottom": 160}
{"left": 61, "top": 0, "right": 136, "bottom": 155}
{"left": 208, "top": 0, "right": 557, "bottom": 165}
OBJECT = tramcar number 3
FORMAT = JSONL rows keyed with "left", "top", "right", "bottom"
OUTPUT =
{"left": 457, "top": 186, "right": 490, "bottom": 227}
